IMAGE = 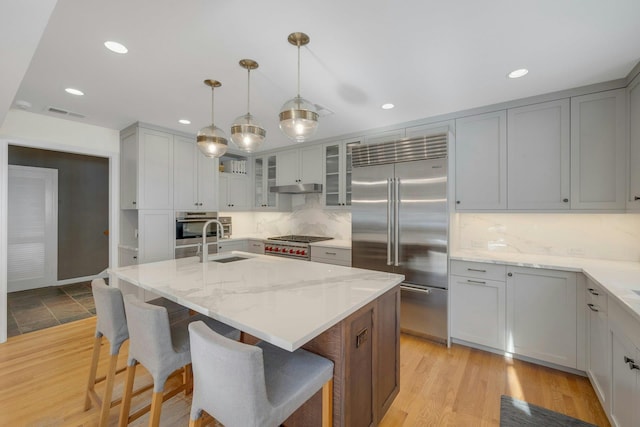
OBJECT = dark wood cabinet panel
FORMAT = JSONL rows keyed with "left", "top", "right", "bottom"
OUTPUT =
{"left": 285, "top": 285, "right": 400, "bottom": 427}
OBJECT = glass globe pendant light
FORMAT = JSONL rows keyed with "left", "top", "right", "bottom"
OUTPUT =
{"left": 230, "top": 59, "right": 266, "bottom": 152}
{"left": 279, "top": 32, "right": 319, "bottom": 142}
{"left": 197, "top": 79, "right": 228, "bottom": 158}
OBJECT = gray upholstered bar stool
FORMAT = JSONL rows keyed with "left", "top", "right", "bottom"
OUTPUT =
{"left": 119, "top": 295, "right": 240, "bottom": 427}
{"left": 188, "top": 320, "right": 335, "bottom": 427}
{"left": 84, "top": 278, "right": 133, "bottom": 427}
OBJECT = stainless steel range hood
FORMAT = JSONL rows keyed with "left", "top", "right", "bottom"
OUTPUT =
{"left": 269, "top": 183, "right": 323, "bottom": 194}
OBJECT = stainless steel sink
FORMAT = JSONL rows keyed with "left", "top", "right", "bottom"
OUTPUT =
{"left": 213, "top": 256, "right": 249, "bottom": 263}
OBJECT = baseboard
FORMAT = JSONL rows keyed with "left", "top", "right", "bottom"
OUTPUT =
{"left": 56, "top": 271, "right": 108, "bottom": 286}
{"left": 451, "top": 338, "right": 587, "bottom": 377}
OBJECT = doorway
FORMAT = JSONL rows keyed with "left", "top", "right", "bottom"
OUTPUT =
{"left": 6, "top": 146, "right": 109, "bottom": 336}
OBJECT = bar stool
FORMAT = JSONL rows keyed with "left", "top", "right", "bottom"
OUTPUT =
{"left": 119, "top": 295, "right": 240, "bottom": 427}
{"left": 187, "top": 320, "right": 335, "bottom": 427}
{"left": 84, "top": 279, "right": 133, "bottom": 427}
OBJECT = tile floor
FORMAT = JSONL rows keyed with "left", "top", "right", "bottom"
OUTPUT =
{"left": 7, "top": 281, "right": 96, "bottom": 337}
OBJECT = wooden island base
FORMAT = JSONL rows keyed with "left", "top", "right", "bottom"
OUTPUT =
{"left": 283, "top": 285, "right": 401, "bottom": 427}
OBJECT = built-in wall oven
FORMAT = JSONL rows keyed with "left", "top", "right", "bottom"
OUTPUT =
{"left": 175, "top": 212, "right": 231, "bottom": 259}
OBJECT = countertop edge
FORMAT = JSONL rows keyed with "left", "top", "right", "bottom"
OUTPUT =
{"left": 450, "top": 252, "right": 640, "bottom": 325}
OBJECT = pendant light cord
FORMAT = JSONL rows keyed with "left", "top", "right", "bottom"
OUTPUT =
{"left": 247, "top": 68, "right": 251, "bottom": 115}
{"left": 211, "top": 87, "right": 215, "bottom": 124}
{"left": 297, "top": 42, "right": 301, "bottom": 98}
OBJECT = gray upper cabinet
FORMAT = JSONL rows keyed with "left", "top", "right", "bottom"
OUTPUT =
{"left": 628, "top": 75, "right": 640, "bottom": 209}
{"left": 276, "top": 145, "right": 323, "bottom": 185}
{"left": 173, "top": 135, "right": 219, "bottom": 211}
{"left": 455, "top": 111, "right": 507, "bottom": 210}
{"left": 120, "top": 125, "right": 174, "bottom": 210}
{"left": 570, "top": 89, "right": 627, "bottom": 210}
{"left": 323, "top": 138, "right": 361, "bottom": 208}
{"left": 507, "top": 99, "right": 571, "bottom": 210}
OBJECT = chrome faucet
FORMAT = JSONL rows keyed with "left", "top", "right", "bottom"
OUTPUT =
{"left": 198, "top": 219, "right": 225, "bottom": 263}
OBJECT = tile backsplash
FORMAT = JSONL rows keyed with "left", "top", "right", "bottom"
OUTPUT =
{"left": 452, "top": 213, "right": 640, "bottom": 262}
{"left": 222, "top": 194, "right": 351, "bottom": 240}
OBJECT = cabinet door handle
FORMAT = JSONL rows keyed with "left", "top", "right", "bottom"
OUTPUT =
{"left": 132, "top": 201, "right": 136, "bottom": 205}
{"left": 507, "top": 272, "right": 513, "bottom": 277}
{"left": 635, "top": 196, "right": 640, "bottom": 201}
{"left": 587, "top": 303, "right": 599, "bottom": 312}
{"left": 631, "top": 363, "right": 640, "bottom": 370}
{"left": 133, "top": 256, "right": 137, "bottom": 260}
{"left": 587, "top": 288, "right": 600, "bottom": 296}
{"left": 467, "top": 268, "right": 486, "bottom": 273}
{"left": 624, "top": 356, "right": 635, "bottom": 364}
{"left": 563, "top": 198, "right": 569, "bottom": 203}
{"left": 467, "top": 279, "right": 486, "bottom": 285}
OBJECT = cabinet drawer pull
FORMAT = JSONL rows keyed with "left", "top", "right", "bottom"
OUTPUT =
{"left": 467, "top": 279, "right": 486, "bottom": 285}
{"left": 635, "top": 196, "right": 640, "bottom": 201}
{"left": 325, "top": 252, "right": 337, "bottom": 255}
{"left": 587, "top": 303, "right": 599, "bottom": 312}
{"left": 587, "top": 288, "right": 600, "bottom": 296}
{"left": 467, "top": 268, "right": 486, "bottom": 273}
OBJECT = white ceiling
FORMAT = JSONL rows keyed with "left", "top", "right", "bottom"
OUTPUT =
{"left": 6, "top": 0, "right": 640, "bottom": 152}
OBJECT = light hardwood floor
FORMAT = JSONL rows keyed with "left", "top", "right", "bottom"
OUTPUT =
{"left": 0, "top": 318, "right": 609, "bottom": 426}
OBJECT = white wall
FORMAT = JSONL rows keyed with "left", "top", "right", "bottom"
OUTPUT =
{"left": 0, "top": 110, "right": 119, "bottom": 343}
{"left": 451, "top": 213, "right": 640, "bottom": 262}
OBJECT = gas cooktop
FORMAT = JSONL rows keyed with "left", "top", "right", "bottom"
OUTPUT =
{"left": 268, "top": 235, "right": 333, "bottom": 244}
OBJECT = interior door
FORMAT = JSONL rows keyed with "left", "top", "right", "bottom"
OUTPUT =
{"left": 352, "top": 163, "right": 394, "bottom": 273}
{"left": 394, "top": 159, "right": 448, "bottom": 288}
{"left": 7, "top": 165, "right": 58, "bottom": 291}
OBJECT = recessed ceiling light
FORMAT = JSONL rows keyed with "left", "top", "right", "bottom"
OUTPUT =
{"left": 381, "top": 103, "right": 395, "bottom": 110}
{"left": 65, "top": 88, "right": 84, "bottom": 96}
{"left": 508, "top": 68, "right": 529, "bottom": 79}
{"left": 178, "top": 119, "right": 191, "bottom": 125}
{"left": 104, "top": 41, "right": 128, "bottom": 54}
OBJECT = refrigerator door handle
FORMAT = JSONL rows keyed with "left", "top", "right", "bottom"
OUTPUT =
{"left": 394, "top": 177, "right": 400, "bottom": 267}
{"left": 387, "top": 178, "right": 393, "bottom": 266}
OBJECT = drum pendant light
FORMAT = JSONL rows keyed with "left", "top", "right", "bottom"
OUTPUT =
{"left": 230, "top": 59, "right": 266, "bottom": 152}
{"left": 197, "top": 79, "right": 228, "bottom": 158}
{"left": 279, "top": 32, "right": 319, "bottom": 142}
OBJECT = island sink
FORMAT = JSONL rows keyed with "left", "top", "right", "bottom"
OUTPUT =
{"left": 212, "top": 256, "right": 249, "bottom": 263}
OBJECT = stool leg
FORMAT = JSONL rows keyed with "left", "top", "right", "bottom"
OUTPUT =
{"left": 148, "top": 391, "right": 164, "bottom": 427}
{"left": 322, "top": 378, "right": 333, "bottom": 427}
{"left": 98, "top": 353, "right": 119, "bottom": 427}
{"left": 184, "top": 364, "right": 193, "bottom": 395}
{"left": 118, "top": 363, "right": 137, "bottom": 427}
{"left": 189, "top": 415, "right": 204, "bottom": 427}
{"left": 84, "top": 335, "right": 102, "bottom": 410}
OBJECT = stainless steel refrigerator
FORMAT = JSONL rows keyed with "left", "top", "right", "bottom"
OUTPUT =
{"left": 351, "top": 135, "right": 448, "bottom": 343}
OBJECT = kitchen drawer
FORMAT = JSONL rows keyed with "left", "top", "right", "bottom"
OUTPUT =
{"left": 586, "top": 280, "right": 608, "bottom": 314}
{"left": 311, "top": 246, "right": 351, "bottom": 266}
{"left": 247, "top": 240, "right": 265, "bottom": 254}
{"left": 218, "top": 240, "right": 248, "bottom": 253}
{"left": 450, "top": 260, "right": 506, "bottom": 281}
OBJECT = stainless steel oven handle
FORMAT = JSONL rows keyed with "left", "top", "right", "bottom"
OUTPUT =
{"left": 176, "top": 219, "right": 215, "bottom": 223}
{"left": 401, "top": 285, "right": 431, "bottom": 295}
{"left": 394, "top": 177, "right": 400, "bottom": 267}
{"left": 387, "top": 178, "right": 393, "bottom": 266}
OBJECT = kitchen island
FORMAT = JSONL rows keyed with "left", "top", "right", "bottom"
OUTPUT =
{"left": 109, "top": 252, "right": 404, "bottom": 427}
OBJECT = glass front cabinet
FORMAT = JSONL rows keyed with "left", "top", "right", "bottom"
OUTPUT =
{"left": 254, "top": 154, "right": 278, "bottom": 209}
{"left": 323, "top": 137, "right": 361, "bottom": 208}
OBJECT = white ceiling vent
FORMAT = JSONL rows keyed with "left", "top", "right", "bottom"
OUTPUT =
{"left": 314, "top": 104, "right": 334, "bottom": 117}
{"left": 45, "top": 106, "right": 86, "bottom": 119}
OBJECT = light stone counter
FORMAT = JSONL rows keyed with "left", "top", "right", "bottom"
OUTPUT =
{"left": 451, "top": 250, "right": 640, "bottom": 323}
{"left": 109, "top": 252, "right": 403, "bottom": 351}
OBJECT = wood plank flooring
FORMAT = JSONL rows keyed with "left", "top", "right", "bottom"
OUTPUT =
{"left": 0, "top": 318, "right": 609, "bottom": 426}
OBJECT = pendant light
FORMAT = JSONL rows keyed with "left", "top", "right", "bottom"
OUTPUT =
{"left": 197, "top": 79, "right": 228, "bottom": 158}
{"left": 279, "top": 32, "right": 319, "bottom": 142}
{"left": 230, "top": 59, "right": 266, "bottom": 152}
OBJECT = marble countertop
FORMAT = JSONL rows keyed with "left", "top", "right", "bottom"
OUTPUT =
{"left": 451, "top": 250, "right": 640, "bottom": 323}
{"left": 109, "top": 252, "right": 403, "bottom": 351}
